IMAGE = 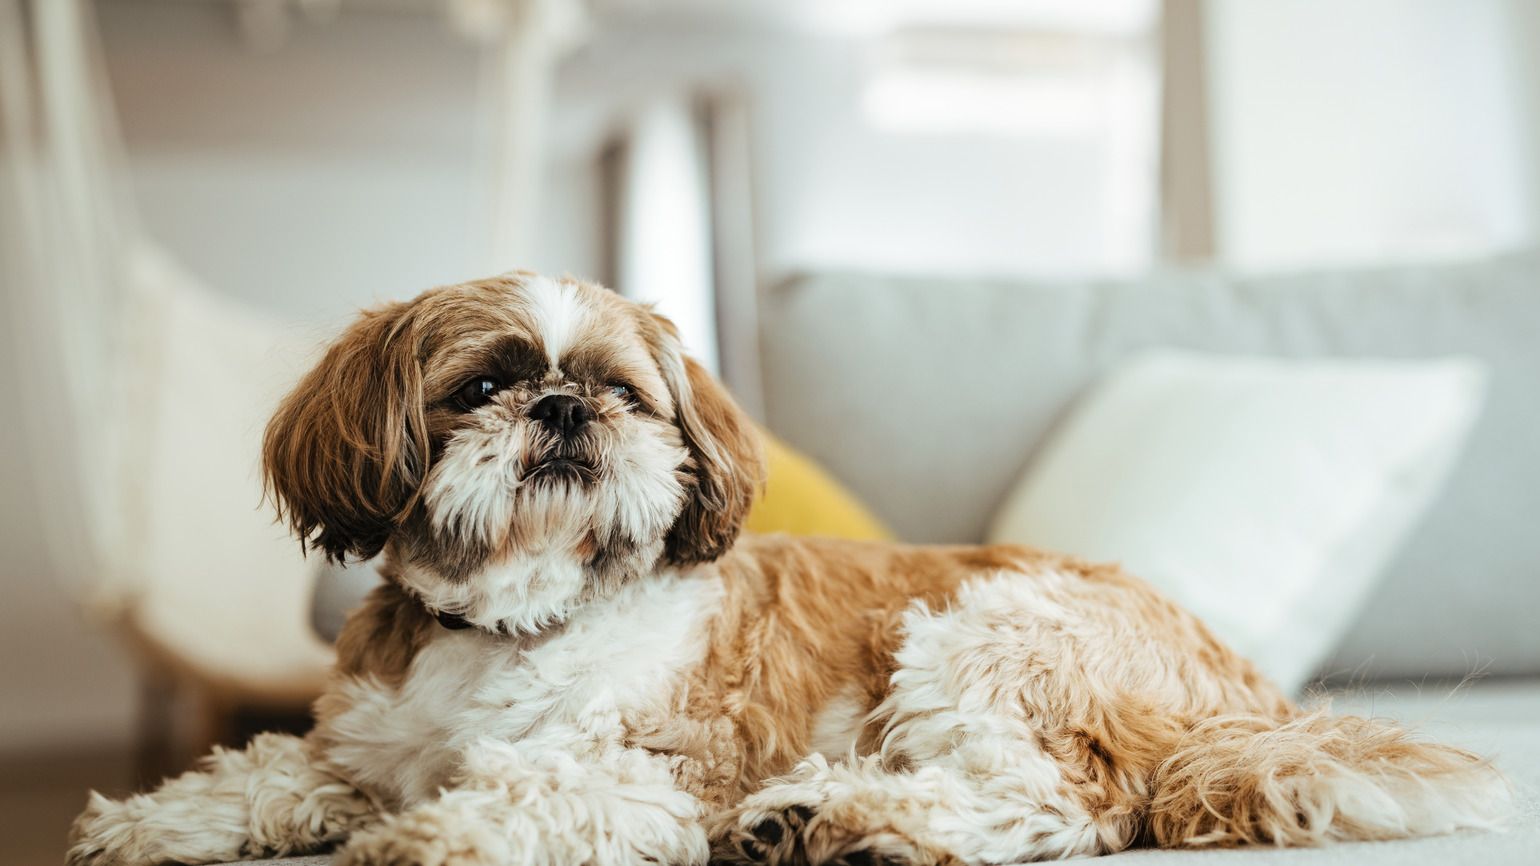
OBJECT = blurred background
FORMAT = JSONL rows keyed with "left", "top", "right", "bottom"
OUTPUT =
{"left": 3, "top": 0, "right": 1540, "bottom": 862}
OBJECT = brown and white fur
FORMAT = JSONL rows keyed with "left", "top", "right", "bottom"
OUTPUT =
{"left": 69, "top": 273, "right": 1511, "bottom": 866}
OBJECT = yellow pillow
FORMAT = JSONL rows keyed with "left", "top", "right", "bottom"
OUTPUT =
{"left": 743, "top": 432, "right": 895, "bottom": 541}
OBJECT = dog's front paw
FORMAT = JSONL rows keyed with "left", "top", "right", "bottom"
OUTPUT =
{"left": 712, "top": 798, "right": 921, "bottom": 866}
{"left": 712, "top": 801, "right": 816, "bottom": 865}
{"left": 710, "top": 763, "right": 936, "bottom": 866}
{"left": 65, "top": 793, "right": 133, "bottom": 866}
{"left": 337, "top": 802, "right": 509, "bottom": 866}
{"left": 67, "top": 791, "right": 244, "bottom": 866}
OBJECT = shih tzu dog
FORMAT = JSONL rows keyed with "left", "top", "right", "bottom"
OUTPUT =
{"left": 70, "top": 273, "right": 1509, "bottom": 866}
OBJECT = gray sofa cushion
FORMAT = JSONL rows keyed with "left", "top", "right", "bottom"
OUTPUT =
{"left": 758, "top": 251, "right": 1540, "bottom": 679}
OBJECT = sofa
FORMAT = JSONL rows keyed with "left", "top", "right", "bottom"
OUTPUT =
{"left": 750, "top": 251, "right": 1540, "bottom": 864}
{"left": 238, "top": 251, "right": 1540, "bottom": 864}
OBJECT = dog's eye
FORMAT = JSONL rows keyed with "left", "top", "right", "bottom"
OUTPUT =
{"left": 608, "top": 383, "right": 634, "bottom": 404}
{"left": 455, "top": 376, "right": 504, "bottom": 411}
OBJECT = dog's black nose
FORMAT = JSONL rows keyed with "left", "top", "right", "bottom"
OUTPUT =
{"left": 530, "top": 394, "right": 593, "bottom": 437}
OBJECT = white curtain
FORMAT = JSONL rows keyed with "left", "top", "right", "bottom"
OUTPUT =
{"left": 614, "top": 95, "right": 721, "bottom": 374}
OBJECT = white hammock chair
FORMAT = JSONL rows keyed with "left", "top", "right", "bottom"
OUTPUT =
{"left": 0, "top": 0, "right": 575, "bottom": 715}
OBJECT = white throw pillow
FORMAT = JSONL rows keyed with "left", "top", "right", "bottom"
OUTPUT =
{"left": 986, "top": 351, "right": 1486, "bottom": 695}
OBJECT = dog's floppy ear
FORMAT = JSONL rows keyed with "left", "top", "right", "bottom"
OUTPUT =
{"left": 638, "top": 310, "right": 765, "bottom": 565}
{"left": 262, "top": 301, "right": 429, "bottom": 562}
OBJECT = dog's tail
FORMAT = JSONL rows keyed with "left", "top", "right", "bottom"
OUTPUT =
{"left": 1145, "top": 709, "right": 1512, "bottom": 847}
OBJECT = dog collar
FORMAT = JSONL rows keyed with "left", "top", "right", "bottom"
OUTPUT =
{"left": 416, "top": 593, "right": 558, "bottom": 642}
{"left": 433, "top": 610, "right": 475, "bottom": 631}
{"left": 404, "top": 583, "right": 498, "bottom": 634}
{"left": 426, "top": 605, "right": 521, "bottom": 638}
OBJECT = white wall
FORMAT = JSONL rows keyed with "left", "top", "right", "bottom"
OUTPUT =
{"left": 101, "top": 4, "right": 1160, "bottom": 313}
{"left": 560, "top": 14, "right": 1158, "bottom": 282}
{"left": 1504, "top": 0, "right": 1540, "bottom": 231}
{"left": 101, "top": 1, "right": 564, "bottom": 322}
{"left": 1206, "top": 0, "right": 1535, "bottom": 270}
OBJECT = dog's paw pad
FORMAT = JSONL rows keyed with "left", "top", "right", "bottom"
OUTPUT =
{"left": 751, "top": 818, "right": 786, "bottom": 845}
{"left": 834, "top": 849, "right": 906, "bottom": 866}
{"left": 738, "top": 837, "right": 769, "bottom": 862}
{"left": 788, "top": 805, "right": 817, "bottom": 825}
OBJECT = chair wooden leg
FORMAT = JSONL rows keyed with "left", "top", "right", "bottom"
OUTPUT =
{"left": 132, "top": 669, "right": 178, "bottom": 790}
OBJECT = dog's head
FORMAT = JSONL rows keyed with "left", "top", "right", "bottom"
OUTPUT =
{"left": 262, "top": 273, "right": 762, "bottom": 632}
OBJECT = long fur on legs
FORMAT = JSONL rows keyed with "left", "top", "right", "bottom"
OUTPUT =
{"left": 337, "top": 740, "right": 706, "bottom": 866}
{"left": 1147, "top": 710, "right": 1512, "bottom": 847}
{"left": 711, "top": 753, "right": 1102, "bottom": 866}
{"left": 66, "top": 732, "right": 376, "bottom": 866}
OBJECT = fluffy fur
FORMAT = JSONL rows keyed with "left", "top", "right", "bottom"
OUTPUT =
{"left": 68, "top": 273, "right": 1512, "bottom": 866}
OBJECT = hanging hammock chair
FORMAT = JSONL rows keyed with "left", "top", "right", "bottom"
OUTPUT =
{"left": 0, "top": 0, "right": 573, "bottom": 741}
{"left": 3, "top": 0, "right": 330, "bottom": 712}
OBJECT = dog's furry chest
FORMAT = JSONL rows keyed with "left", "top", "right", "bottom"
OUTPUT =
{"left": 320, "top": 572, "right": 723, "bottom": 808}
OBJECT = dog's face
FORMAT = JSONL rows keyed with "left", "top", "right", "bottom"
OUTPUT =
{"left": 262, "top": 273, "right": 762, "bottom": 632}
